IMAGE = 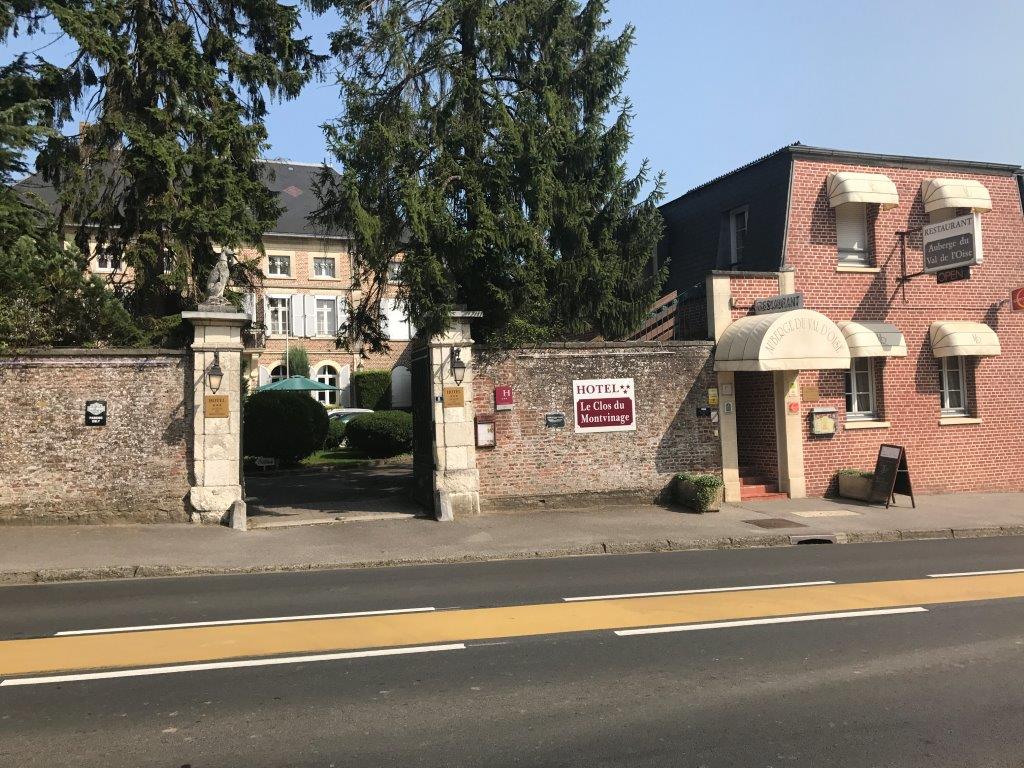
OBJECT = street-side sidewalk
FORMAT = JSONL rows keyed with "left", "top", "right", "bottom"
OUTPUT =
{"left": 1, "top": 492, "right": 1023, "bottom": 585}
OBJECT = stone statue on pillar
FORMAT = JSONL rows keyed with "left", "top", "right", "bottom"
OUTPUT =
{"left": 202, "top": 247, "right": 233, "bottom": 310}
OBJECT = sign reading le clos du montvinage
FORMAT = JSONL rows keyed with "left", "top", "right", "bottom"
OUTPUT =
{"left": 573, "top": 378, "right": 636, "bottom": 434}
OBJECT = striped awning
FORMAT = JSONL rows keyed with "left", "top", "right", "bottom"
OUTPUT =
{"left": 715, "top": 309, "right": 851, "bottom": 372}
{"left": 929, "top": 321, "right": 1000, "bottom": 358}
{"left": 836, "top": 321, "right": 907, "bottom": 358}
{"left": 921, "top": 178, "right": 992, "bottom": 214}
{"left": 826, "top": 171, "right": 899, "bottom": 210}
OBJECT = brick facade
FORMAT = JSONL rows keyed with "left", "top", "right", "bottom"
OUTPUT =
{"left": 734, "top": 372, "right": 776, "bottom": 479}
{"left": 246, "top": 235, "right": 413, "bottom": 406}
{"left": 0, "top": 350, "right": 191, "bottom": 524}
{"left": 472, "top": 342, "right": 721, "bottom": 507}
{"left": 785, "top": 158, "right": 1024, "bottom": 495}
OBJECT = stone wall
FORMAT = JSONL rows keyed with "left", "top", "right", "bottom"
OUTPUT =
{"left": 0, "top": 350, "right": 191, "bottom": 524}
{"left": 472, "top": 341, "right": 721, "bottom": 508}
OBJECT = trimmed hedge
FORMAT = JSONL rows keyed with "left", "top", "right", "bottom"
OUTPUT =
{"left": 244, "top": 391, "right": 329, "bottom": 463}
{"left": 345, "top": 410, "right": 413, "bottom": 458}
{"left": 674, "top": 472, "right": 724, "bottom": 513}
{"left": 325, "top": 417, "right": 346, "bottom": 449}
{"left": 353, "top": 369, "right": 391, "bottom": 410}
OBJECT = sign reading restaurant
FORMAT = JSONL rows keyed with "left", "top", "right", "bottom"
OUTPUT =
{"left": 753, "top": 292, "right": 804, "bottom": 315}
{"left": 573, "top": 378, "right": 636, "bottom": 433}
{"left": 922, "top": 213, "right": 983, "bottom": 274}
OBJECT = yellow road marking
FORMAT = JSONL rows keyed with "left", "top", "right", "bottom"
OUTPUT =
{"left": 2, "top": 573, "right": 1024, "bottom": 678}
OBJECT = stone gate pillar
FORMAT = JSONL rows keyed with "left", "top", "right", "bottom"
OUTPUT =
{"left": 182, "top": 306, "right": 249, "bottom": 525}
{"left": 429, "top": 310, "right": 483, "bottom": 520}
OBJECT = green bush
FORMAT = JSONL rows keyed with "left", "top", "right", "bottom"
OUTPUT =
{"left": 345, "top": 410, "right": 413, "bottom": 458}
{"left": 325, "top": 417, "right": 346, "bottom": 449}
{"left": 353, "top": 369, "right": 392, "bottom": 410}
{"left": 837, "top": 468, "right": 873, "bottom": 479}
{"left": 244, "top": 391, "right": 328, "bottom": 463}
{"left": 675, "top": 472, "right": 724, "bottom": 513}
{"left": 286, "top": 345, "right": 310, "bottom": 378}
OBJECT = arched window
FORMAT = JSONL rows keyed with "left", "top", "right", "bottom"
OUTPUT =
{"left": 270, "top": 364, "right": 287, "bottom": 383}
{"left": 316, "top": 363, "right": 339, "bottom": 406}
{"left": 391, "top": 365, "right": 412, "bottom": 408}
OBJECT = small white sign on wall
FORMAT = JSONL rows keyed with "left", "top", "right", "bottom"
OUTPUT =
{"left": 573, "top": 378, "right": 637, "bottom": 434}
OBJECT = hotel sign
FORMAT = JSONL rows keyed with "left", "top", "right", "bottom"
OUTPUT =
{"left": 573, "top": 378, "right": 636, "bottom": 433}
{"left": 922, "top": 214, "right": 982, "bottom": 274}
{"left": 753, "top": 292, "right": 804, "bottom": 315}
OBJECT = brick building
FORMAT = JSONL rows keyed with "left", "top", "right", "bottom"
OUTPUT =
{"left": 15, "top": 160, "right": 414, "bottom": 408}
{"left": 658, "top": 144, "right": 1024, "bottom": 500}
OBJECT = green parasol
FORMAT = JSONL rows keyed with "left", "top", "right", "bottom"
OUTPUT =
{"left": 256, "top": 375, "right": 337, "bottom": 392}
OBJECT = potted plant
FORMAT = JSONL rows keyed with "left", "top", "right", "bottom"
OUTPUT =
{"left": 836, "top": 469, "right": 873, "bottom": 501}
{"left": 674, "top": 472, "right": 725, "bottom": 513}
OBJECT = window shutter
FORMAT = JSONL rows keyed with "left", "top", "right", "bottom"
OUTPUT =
{"left": 338, "top": 364, "right": 352, "bottom": 407}
{"left": 290, "top": 294, "right": 305, "bottom": 337}
{"left": 836, "top": 203, "right": 868, "bottom": 253}
{"left": 303, "top": 294, "right": 317, "bottom": 337}
{"left": 242, "top": 292, "right": 256, "bottom": 320}
{"left": 391, "top": 365, "right": 412, "bottom": 407}
{"left": 263, "top": 296, "right": 270, "bottom": 328}
{"left": 384, "top": 298, "right": 410, "bottom": 341}
{"left": 336, "top": 297, "right": 348, "bottom": 335}
{"left": 258, "top": 366, "right": 271, "bottom": 386}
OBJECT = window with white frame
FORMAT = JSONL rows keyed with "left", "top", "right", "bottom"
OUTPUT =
{"left": 836, "top": 203, "right": 870, "bottom": 264}
{"left": 315, "top": 364, "right": 339, "bottom": 405}
{"left": 845, "top": 358, "right": 877, "bottom": 419}
{"left": 316, "top": 298, "right": 338, "bottom": 337}
{"left": 939, "top": 356, "right": 967, "bottom": 415}
{"left": 267, "top": 296, "right": 290, "bottom": 335}
{"left": 387, "top": 259, "right": 402, "bottom": 283}
{"left": 270, "top": 364, "right": 287, "bottom": 383}
{"left": 729, "top": 207, "right": 748, "bottom": 266}
{"left": 268, "top": 254, "right": 291, "bottom": 276}
{"left": 313, "top": 256, "right": 336, "bottom": 278}
{"left": 96, "top": 252, "right": 120, "bottom": 272}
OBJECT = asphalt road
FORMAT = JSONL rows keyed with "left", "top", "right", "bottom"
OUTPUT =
{"left": 1, "top": 537, "right": 1023, "bottom": 767}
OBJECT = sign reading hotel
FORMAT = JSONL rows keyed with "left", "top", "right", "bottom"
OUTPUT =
{"left": 573, "top": 378, "right": 636, "bottom": 433}
{"left": 922, "top": 214, "right": 983, "bottom": 274}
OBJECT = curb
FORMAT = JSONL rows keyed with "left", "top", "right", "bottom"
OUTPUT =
{"left": 2, "top": 525, "right": 1023, "bottom": 586}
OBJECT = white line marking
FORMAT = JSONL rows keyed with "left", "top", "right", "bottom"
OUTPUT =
{"left": 928, "top": 568, "right": 1024, "bottom": 579}
{"left": 563, "top": 581, "right": 835, "bottom": 602}
{"left": 55, "top": 607, "right": 436, "bottom": 636}
{"left": 614, "top": 607, "right": 927, "bottom": 636}
{"left": 0, "top": 644, "right": 466, "bottom": 686}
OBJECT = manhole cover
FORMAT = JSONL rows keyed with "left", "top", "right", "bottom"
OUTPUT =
{"left": 744, "top": 518, "right": 809, "bottom": 529}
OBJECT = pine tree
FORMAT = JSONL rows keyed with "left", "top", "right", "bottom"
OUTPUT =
{"left": 0, "top": 55, "right": 141, "bottom": 350}
{"left": 311, "top": 0, "right": 665, "bottom": 350}
{"left": 5, "top": 0, "right": 324, "bottom": 343}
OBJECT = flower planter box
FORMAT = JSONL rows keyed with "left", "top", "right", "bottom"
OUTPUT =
{"left": 837, "top": 474, "right": 872, "bottom": 501}
{"left": 674, "top": 475, "right": 724, "bottom": 514}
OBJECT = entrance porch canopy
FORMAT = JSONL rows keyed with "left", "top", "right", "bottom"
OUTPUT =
{"left": 715, "top": 309, "right": 852, "bottom": 372}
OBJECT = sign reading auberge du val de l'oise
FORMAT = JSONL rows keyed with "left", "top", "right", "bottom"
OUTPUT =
{"left": 922, "top": 213, "right": 983, "bottom": 274}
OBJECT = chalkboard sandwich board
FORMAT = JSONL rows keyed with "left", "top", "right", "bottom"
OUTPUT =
{"left": 868, "top": 444, "right": 915, "bottom": 508}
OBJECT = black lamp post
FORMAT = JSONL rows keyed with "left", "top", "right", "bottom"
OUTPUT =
{"left": 207, "top": 351, "right": 224, "bottom": 394}
{"left": 451, "top": 348, "right": 466, "bottom": 385}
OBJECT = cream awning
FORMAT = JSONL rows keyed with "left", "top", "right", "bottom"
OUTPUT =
{"left": 836, "top": 321, "right": 907, "bottom": 358}
{"left": 930, "top": 321, "right": 1000, "bottom": 358}
{"left": 715, "top": 309, "right": 852, "bottom": 372}
{"left": 921, "top": 178, "right": 992, "bottom": 214}
{"left": 826, "top": 171, "right": 899, "bottom": 210}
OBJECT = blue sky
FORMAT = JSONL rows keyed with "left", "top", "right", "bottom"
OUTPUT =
{"left": 7, "top": 1, "right": 1024, "bottom": 199}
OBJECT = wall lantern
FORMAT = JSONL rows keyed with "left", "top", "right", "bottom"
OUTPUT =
{"left": 451, "top": 348, "right": 467, "bottom": 385}
{"left": 207, "top": 351, "right": 224, "bottom": 394}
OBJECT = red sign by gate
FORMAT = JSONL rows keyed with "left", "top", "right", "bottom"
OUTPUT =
{"left": 494, "top": 385, "right": 514, "bottom": 410}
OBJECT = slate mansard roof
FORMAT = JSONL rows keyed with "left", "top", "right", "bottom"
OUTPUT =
{"left": 14, "top": 159, "right": 344, "bottom": 239}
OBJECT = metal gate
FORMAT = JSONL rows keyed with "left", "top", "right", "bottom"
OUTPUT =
{"left": 410, "top": 339, "right": 435, "bottom": 510}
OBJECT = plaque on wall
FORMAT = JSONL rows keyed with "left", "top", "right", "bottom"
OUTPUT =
{"left": 204, "top": 395, "right": 229, "bottom": 419}
{"left": 84, "top": 400, "right": 107, "bottom": 426}
{"left": 443, "top": 386, "right": 465, "bottom": 408}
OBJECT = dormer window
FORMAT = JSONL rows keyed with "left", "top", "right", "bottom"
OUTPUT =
{"left": 728, "top": 206, "right": 747, "bottom": 267}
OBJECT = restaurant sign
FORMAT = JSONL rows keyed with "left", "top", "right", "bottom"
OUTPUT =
{"left": 753, "top": 292, "right": 804, "bottom": 315}
{"left": 922, "top": 214, "right": 983, "bottom": 274}
{"left": 573, "top": 378, "right": 636, "bottom": 433}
